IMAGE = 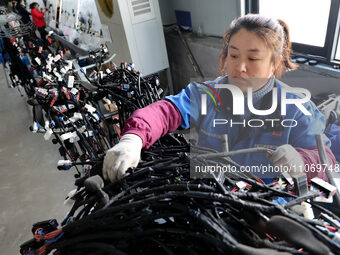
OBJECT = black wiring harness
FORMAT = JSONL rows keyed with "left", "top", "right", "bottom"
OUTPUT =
{"left": 20, "top": 137, "right": 340, "bottom": 255}
{"left": 6, "top": 38, "right": 164, "bottom": 178}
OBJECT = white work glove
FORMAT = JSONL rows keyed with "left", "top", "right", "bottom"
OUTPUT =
{"left": 268, "top": 144, "right": 305, "bottom": 174}
{"left": 103, "top": 134, "right": 143, "bottom": 182}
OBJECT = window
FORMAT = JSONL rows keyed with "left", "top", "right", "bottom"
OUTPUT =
{"left": 335, "top": 33, "right": 340, "bottom": 61}
{"left": 259, "top": 0, "right": 331, "bottom": 47}
{"left": 246, "top": 0, "right": 340, "bottom": 65}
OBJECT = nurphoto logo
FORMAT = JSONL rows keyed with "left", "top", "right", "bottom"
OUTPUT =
{"left": 200, "top": 84, "right": 311, "bottom": 116}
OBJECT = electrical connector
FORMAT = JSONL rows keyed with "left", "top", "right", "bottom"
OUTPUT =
{"left": 54, "top": 54, "right": 61, "bottom": 62}
{"left": 34, "top": 57, "right": 41, "bottom": 66}
{"left": 281, "top": 171, "right": 294, "bottom": 186}
{"left": 301, "top": 201, "right": 314, "bottom": 220}
{"left": 291, "top": 172, "right": 308, "bottom": 196}
{"left": 44, "top": 121, "right": 53, "bottom": 141}
{"left": 332, "top": 231, "right": 340, "bottom": 246}
{"left": 311, "top": 177, "right": 337, "bottom": 199}
{"left": 60, "top": 132, "right": 79, "bottom": 143}
{"left": 70, "top": 112, "right": 83, "bottom": 122}
{"left": 67, "top": 75, "right": 74, "bottom": 88}
{"left": 236, "top": 181, "right": 251, "bottom": 191}
{"left": 57, "top": 159, "right": 72, "bottom": 167}
{"left": 85, "top": 104, "right": 96, "bottom": 113}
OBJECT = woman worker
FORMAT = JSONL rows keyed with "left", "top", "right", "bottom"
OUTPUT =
{"left": 103, "top": 14, "right": 336, "bottom": 183}
{"left": 30, "top": 2, "right": 48, "bottom": 46}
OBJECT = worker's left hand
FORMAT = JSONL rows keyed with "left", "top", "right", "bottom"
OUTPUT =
{"left": 267, "top": 144, "right": 304, "bottom": 174}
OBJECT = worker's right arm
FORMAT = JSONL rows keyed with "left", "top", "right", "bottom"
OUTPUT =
{"left": 102, "top": 82, "right": 204, "bottom": 182}
{"left": 103, "top": 99, "right": 182, "bottom": 182}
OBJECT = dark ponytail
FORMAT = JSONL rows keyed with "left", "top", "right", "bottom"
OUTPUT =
{"left": 277, "top": 19, "right": 298, "bottom": 76}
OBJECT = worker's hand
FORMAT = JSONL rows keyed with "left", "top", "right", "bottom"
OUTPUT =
{"left": 268, "top": 144, "right": 304, "bottom": 174}
{"left": 103, "top": 134, "right": 143, "bottom": 182}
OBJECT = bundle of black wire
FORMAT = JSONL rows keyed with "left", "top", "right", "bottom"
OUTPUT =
{"left": 20, "top": 136, "right": 340, "bottom": 255}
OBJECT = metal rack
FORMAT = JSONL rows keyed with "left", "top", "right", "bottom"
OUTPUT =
{"left": 0, "top": 8, "right": 34, "bottom": 39}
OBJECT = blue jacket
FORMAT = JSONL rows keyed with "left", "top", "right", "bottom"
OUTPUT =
{"left": 166, "top": 76, "right": 330, "bottom": 179}
{"left": 326, "top": 124, "right": 340, "bottom": 162}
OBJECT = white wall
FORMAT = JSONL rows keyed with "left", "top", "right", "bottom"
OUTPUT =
{"left": 95, "top": 0, "right": 132, "bottom": 63}
{"left": 59, "top": 0, "right": 78, "bottom": 29}
{"left": 159, "top": 0, "right": 240, "bottom": 37}
{"left": 78, "top": 0, "right": 102, "bottom": 34}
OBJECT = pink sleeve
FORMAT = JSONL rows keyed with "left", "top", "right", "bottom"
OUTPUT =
{"left": 296, "top": 146, "right": 336, "bottom": 183}
{"left": 121, "top": 100, "right": 182, "bottom": 149}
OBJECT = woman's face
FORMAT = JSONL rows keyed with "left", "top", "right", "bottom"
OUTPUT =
{"left": 224, "top": 28, "right": 281, "bottom": 92}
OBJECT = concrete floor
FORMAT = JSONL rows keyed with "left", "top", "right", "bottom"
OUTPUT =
{"left": 0, "top": 66, "right": 75, "bottom": 254}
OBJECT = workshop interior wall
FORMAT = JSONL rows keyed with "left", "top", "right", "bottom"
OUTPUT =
{"left": 159, "top": 0, "right": 340, "bottom": 96}
{"left": 159, "top": 0, "right": 240, "bottom": 37}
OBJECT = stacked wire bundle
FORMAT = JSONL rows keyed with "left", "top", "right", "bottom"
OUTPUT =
{"left": 2, "top": 26, "right": 166, "bottom": 185}
{"left": 27, "top": 56, "right": 163, "bottom": 177}
{"left": 20, "top": 138, "right": 340, "bottom": 255}
{"left": 3, "top": 35, "right": 164, "bottom": 177}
